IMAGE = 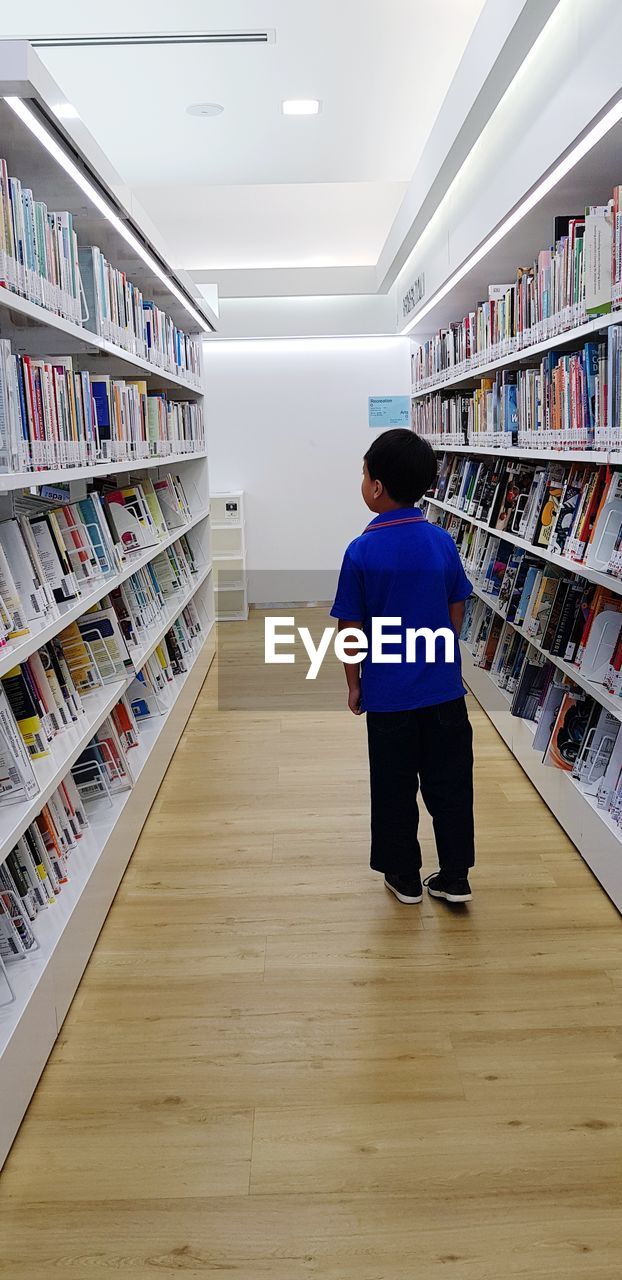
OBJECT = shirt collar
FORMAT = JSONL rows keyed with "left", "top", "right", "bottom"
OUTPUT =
{"left": 365, "top": 506, "right": 423, "bottom": 528}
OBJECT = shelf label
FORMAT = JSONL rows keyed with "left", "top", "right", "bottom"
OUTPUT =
{"left": 368, "top": 396, "right": 411, "bottom": 428}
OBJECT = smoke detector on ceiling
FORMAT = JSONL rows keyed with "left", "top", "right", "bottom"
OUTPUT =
{"left": 187, "top": 103, "right": 224, "bottom": 117}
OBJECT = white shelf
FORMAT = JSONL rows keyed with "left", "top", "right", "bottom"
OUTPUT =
{"left": 0, "top": 634, "right": 215, "bottom": 1167}
{"left": 425, "top": 495, "right": 622, "bottom": 596}
{"left": 411, "top": 310, "right": 622, "bottom": 399}
{"left": 429, "top": 443, "right": 622, "bottom": 464}
{"left": 468, "top": 579, "right": 622, "bottom": 723}
{"left": 461, "top": 646, "right": 622, "bottom": 914}
{"left": 0, "top": 507, "right": 210, "bottom": 681}
{"left": 0, "top": 286, "right": 204, "bottom": 396}
{"left": 212, "top": 491, "right": 247, "bottom": 623}
{"left": 0, "top": 450, "right": 207, "bottom": 494}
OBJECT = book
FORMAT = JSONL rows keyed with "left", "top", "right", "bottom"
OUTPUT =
{"left": 0, "top": 520, "right": 48, "bottom": 621}
{"left": 0, "top": 540, "right": 30, "bottom": 638}
{"left": 543, "top": 691, "right": 591, "bottom": 770}
{"left": 1, "top": 665, "right": 49, "bottom": 758}
{"left": 28, "top": 513, "right": 79, "bottom": 602}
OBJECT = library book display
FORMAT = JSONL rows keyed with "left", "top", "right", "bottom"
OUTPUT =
{"left": 0, "top": 42, "right": 216, "bottom": 1167}
{"left": 412, "top": 135, "right": 622, "bottom": 917}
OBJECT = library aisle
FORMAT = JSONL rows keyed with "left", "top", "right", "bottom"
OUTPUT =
{"left": 0, "top": 609, "right": 621, "bottom": 1279}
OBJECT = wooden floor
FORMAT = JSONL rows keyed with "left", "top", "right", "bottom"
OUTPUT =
{"left": 1, "top": 609, "right": 622, "bottom": 1278}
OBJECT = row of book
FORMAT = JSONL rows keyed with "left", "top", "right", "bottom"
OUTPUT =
{"left": 0, "top": 160, "right": 81, "bottom": 324}
{"left": 0, "top": 341, "right": 204, "bottom": 473}
{"left": 0, "top": 471, "right": 197, "bottom": 654}
{"left": 430, "top": 502, "right": 622, "bottom": 696}
{"left": 103, "top": 535, "right": 202, "bottom": 660}
{"left": 434, "top": 453, "right": 622, "bottom": 575}
{"left": 0, "top": 594, "right": 204, "bottom": 1000}
{"left": 0, "top": 156, "right": 202, "bottom": 384}
{"left": 413, "top": 334, "right": 612, "bottom": 451}
{"left": 1, "top": 778, "right": 90, "bottom": 978}
{"left": 460, "top": 596, "right": 622, "bottom": 834}
{"left": 412, "top": 202, "right": 621, "bottom": 389}
{"left": 1, "top": 584, "right": 204, "bottom": 817}
{"left": 0, "top": 692, "right": 139, "bottom": 1003}
{"left": 80, "top": 247, "right": 202, "bottom": 384}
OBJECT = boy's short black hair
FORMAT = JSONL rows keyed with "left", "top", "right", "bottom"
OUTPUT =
{"left": 364, "top": 429, "right": 437, "bottom": 504}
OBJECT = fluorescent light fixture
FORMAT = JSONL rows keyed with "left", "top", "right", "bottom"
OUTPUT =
{"left": 52, "top": 101, "right": 80, "bottom": 120}
{"left": 281, "top": 99, "right": 321, "bottom": 116}
{"left": 4, "top": 95, "right": 211, "bottom": 333}
{"left": 400, "top": 92, "right": 622, "bottom": 336}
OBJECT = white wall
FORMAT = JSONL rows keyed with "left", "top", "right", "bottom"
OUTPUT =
{"left": 213, "top": 292, "right": 396, "bottom": 338}
{"left": 204, "top": 336, "right": 410, "bottom": 603}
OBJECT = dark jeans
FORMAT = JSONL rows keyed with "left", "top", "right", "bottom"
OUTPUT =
{"left": 366, "top": 696, "right": 475, "bottom": 879}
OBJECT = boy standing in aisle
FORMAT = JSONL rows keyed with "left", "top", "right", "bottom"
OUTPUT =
{"left": 331, "top": 429, "right": 475, "bottom": 904}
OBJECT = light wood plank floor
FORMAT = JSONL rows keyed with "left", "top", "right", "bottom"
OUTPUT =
{"left": 1, "top": 609, "right": 622, "bottom": 1278}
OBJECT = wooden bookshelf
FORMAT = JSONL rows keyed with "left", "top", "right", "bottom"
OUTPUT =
{"left": 0, "top": 43, "right": 216, "bottom": 1167}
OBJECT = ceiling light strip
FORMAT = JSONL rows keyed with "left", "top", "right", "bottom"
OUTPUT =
{"left": 32, "top": 32, "right": 271, "bottom": 48}
{"left": 401, "top": 92, "right": 622, "bottom": 336}
{"left": 4, "top": 96, "right": 211, "bottom": 333}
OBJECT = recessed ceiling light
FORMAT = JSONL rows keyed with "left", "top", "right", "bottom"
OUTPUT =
{"left": 52, "top": 102, "right": 80, "bottom": 120}
{"left": 187, "top": 102, "right": 224, "bottom": 117}
{"left": 281, "top": 99, "right": 321, "bottom": 116}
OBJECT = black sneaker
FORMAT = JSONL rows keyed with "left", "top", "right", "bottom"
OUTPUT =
{"left": 384, "top": 872, "right": 423, "bottom": 904}
{"left": 424, "top": 872, "right": 472, "bottom": 903}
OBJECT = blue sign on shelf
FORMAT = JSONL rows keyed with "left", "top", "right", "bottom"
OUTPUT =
{"left": 368, "top": 396, "right": 411, "bottom": 428}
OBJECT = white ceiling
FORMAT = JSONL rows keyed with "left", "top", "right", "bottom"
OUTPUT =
{"left": 4, "top": 0, "right": 486, "bottom": 285}
{"left": 131, "top": 181, "right": 409, "bottom": 270}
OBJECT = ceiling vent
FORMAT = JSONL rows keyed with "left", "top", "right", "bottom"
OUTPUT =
{"left": 31, "top": 30, "right": 276, "bottom": 49}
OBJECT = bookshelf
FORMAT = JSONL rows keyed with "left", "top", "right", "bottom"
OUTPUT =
{"left": 0, "top": 43, "right": 216, "bottom": 1166}
{"left": 411, "top": 310, "right": 622, "bottom": 398}
{"left": 424, "top": 473, "right": 622, "bottom": 913}
{"left": 212, "top": 492, "right": 249, "bottom": 622}
{"left": 408, "top": 116, "right": 622, "bottom": 916}
{"left": 460, "top": 646, "right": 622, "bottom": 911}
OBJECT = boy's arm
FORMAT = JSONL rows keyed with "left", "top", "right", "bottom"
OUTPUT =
{"left": 331, "top": 546, "right": 365, "bottom": 716}
{"left": 337, "top": 618, "right": 363, "bottom": 715}
{"left": 449, "top": 600, "right": 466, "bottom": 635}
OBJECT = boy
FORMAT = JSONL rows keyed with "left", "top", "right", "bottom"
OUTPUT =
{"left": 331, "top": 428, "right": 475, "bottom": 905}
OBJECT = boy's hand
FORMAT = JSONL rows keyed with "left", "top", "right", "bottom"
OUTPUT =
{"left": 336, "top": 620, "right": 363, "bottom": 715}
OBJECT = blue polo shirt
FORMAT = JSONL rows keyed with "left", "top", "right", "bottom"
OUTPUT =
{"left": 331, "top": 507, "right": 472, "bottom": 712}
